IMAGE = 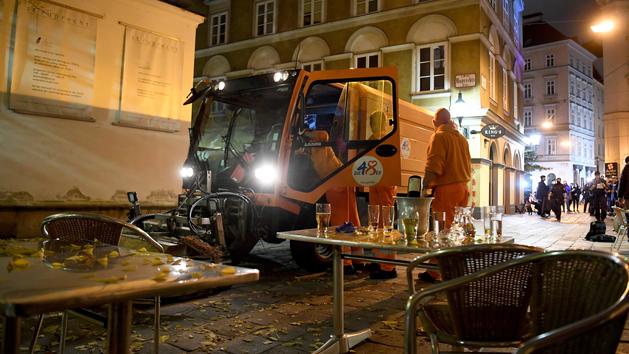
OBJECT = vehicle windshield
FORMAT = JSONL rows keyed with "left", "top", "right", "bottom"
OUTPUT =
{"left": 193, "top": 72, "right": 297, "bottom": 190}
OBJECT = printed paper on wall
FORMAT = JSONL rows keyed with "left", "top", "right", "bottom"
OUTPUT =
{"left": 9, "top": 0, "right": 98, "bottom": 119}
{"left": 118, "top": 26, "right": 183, "bottom": 132}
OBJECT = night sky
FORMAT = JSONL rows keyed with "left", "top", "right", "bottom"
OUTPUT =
{"left": 523, "top": 0, "right": 601, "bottom": 42}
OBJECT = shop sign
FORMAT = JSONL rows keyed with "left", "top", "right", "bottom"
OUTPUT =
{"left": 455, "top": 73, "right": 476, "bottom": 88}
{"left": 481, "top": 124, "right": 505, "bottom": 139}
{"left": 605, "top": 162, "right": 619, "bottom": 180}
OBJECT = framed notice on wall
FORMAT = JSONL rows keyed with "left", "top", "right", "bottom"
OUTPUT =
{"left": 9, "top": 0, "right": 99, "bottom": 120}
{"left": 116, "top": 24, "right": 183, "bottom": 132}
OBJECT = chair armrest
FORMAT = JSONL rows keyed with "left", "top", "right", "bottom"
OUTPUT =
{"left": 123, "top": 222, "right": 165, "bottom": 253}
{"left": 515, "top": 298, "right": 629, "bottom": 354}
{"left": 406, "top": 253, "right": 440, "bottom": 294}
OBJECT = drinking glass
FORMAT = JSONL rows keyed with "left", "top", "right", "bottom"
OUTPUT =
{"left": 491, "top": 212, "right": 503, "bottom": 238}
{"left": 381, "top": 206, "right": 395, "bottom": 234}
{"left": 432, "top": 211, "right": 446, "bottom": 235}
{"left": 367, "top": 205, "right": 380, "bottom": 233}
{"left": 316, "top": 203, "right": 331, "bottom": 235}
{"left": 481, "top": 206, "right": 496, "bottom": 236}
{"left": 401, "top": 208, "right": 419, "bottom": 241}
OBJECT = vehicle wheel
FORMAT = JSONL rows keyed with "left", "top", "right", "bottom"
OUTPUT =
{"left": 289, "top": 240, "right": 333, "bottom": 272}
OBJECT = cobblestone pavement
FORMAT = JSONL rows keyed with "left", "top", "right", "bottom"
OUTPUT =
{"left": 18, "top": 210, "right": 629, "bottom": 353}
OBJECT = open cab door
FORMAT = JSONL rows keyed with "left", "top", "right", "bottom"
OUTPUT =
{"left": 282, "top": 68, "right": 402, "bottom": 205}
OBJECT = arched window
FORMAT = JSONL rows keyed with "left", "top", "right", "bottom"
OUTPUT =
{"left": 345, "top": 26, "right": 388, "bottom": 68}
{"left": 247, "top": 46, "right": 280, "bottom": 72}
{"left": 406, "top": 15, "right": 457, "bottom": 93}
{"left": 203, "top": 55, "right": 231, "bottom": 78}
{"left": 293, "top": 36, "right": 330, "bottom": 71}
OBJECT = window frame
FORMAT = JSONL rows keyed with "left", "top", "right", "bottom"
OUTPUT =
{"left": 354, "top": 51, "right": 381, "bottom": 69}
{"left": 524, "top": 108, "right": 532, "bottom": 127}
{"left": 544, "top": 104, "right": 556, "bottom": 122}
{"left": 545, "top": 79, "right": 556, "bottom": 96}
{"left": 502, "top": 0, "right": 510, "bottom": 27}
{"left": 523, "top": 82, "right": 532, "bottom": 99}
{"left": 545, "top": 54, "right": 555, "bottom": 67}
{"left": 502, "top": 67, "right": 509, "bottom": 112}
{"left": 209, "top": 11, "right": 228, "bottom": 46}
{"left": 300, "top": 0, "right": 325, "bottom": 27}
{"left": 416, "top": 42, "right": 448, "bottom": 93}
{"left": 255, "top": 0, "right": 276, "bottom": 37}
{"left": 301, "top": 60, "right": 324, "bottom": 72}
{"left": 354, "top": 0, "right": 379, "bottom": 16}
{"left": 524, "top": 58, "right": 531, "bottom": 71}
{"left": 546, "top": 137, "right": 557, "bottom": 156}
{"left": 489, "top": 50, "right": 496, "bottom": 101}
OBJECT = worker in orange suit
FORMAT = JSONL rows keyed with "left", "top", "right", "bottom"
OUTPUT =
{"left": 421, "top": 108, "right": 472, "bottom": 282}
{"left": 367, "top": 111, "right": 398, "bottom": 279}
{"left": 301, "top": 130, "right": 364, "bottom": 274}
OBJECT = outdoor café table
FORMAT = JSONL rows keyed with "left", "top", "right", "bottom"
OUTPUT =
{"left": 276, "top": 228, "right": 514, "bottom": 354}
{"left": 0, "top": 239, "right": 259, "bottom": 354}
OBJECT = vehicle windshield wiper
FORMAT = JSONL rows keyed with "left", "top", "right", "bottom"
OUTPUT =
{"left": 223, "top": 107, "right": 243, "bottom": 167}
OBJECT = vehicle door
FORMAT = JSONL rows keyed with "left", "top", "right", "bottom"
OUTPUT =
{"left": 282, "top": 68, "right": 402, "bottom": 205}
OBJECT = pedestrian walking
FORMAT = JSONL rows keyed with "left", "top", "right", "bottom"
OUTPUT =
{"left": 536, "top": 176, "right": 550, "bottom": 217}
{"left": 550, "top": 178, "right": 565, "bottom": 222}
{"left": 583, "top": 183, "right": 592, "bottom": 214}
{"left": 617, "top": 156, "right": 629, "bottom": 208}
{"left": 421, "top": 108, "right": 472, "bottom": 283}
{"left": 591, "top": 171, "right": 608, "bottom": 222}
{"left": 571, "top": 184, "right": 581, "bottom": 212}
{"left": 564, "top": 181, "right": 571, "bottom": 212}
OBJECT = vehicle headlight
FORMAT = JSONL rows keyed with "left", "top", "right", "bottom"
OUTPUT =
{"left": 273, "top": 71, "right": 289, "bottom": 83}
{"left": 254, "top": 163, "right": 278, "bottom": 185}
{"left": 179, "top": 166, "right": 194, "bottom": 178}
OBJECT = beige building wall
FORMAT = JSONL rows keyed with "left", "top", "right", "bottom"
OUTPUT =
{"left": 597, "top": 0, "right": 629, "bottom": 168}
{"left": 0, "top": 0, "right": 203, "bottom": 236}
{"left": 196, "top": 0, "right": 527, "bottom": 212}
{"left": 523, "top": 39, "right": 599, "bottom": 185}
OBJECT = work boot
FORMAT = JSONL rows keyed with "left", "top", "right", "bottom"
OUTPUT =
{"left": 344, "top": 265, "right": 357, "bottom": 275}
{"left": 369, "top": 268, "right": 397, "bottom": 279}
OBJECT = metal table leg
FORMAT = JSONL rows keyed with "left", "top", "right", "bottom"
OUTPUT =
{"left": 2, "top": 316, "right": 20, "bottom": 354}
{"left": 108, "top": 301, "right": 132, "bottom": 354}
{"left": 314, "top": 246, "right": 371, "bottom": 354}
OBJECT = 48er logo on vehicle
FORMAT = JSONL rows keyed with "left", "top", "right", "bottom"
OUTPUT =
{"left": 352, "top": 156, "right": 384, "bottom": 186}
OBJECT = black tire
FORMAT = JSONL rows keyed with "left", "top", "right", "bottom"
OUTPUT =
{"left": 289, "top": 240, "right": 333, "bottom": 272}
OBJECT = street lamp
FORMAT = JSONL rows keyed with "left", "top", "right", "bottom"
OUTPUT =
{"left": 451, "top": 91, "right": 467, "bottom": 136}
{"left": 541, "top": 121, "right": 553, "bottom": 129}
{"left": 591, "top": 20, "right": 614, "bottom": 33}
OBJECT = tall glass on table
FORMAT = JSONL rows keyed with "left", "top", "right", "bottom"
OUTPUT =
{"left": 316, "top": 203, "right": 331, "bottom": 236}
{"left": 481, "top": 206, "right": 496, "bottom": 237}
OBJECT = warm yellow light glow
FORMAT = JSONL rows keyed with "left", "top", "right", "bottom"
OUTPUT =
{"left": 541, "top": 121, "right": 553, "bottom": 129}
{"left": 591, "top": 20, "right": 614, "bottom": 33}
{"left": 560, "top": 140, "right": 571, "bottom": 147}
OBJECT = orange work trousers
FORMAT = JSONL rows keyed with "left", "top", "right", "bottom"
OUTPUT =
{"left": 432, "top": 182, "right": 470, "bottom": 228}
{"left": 370, "top": 185, "right": 397, "bottom": 271}
{"left": 326, "top": 186, "right": 363, "bottom": 266}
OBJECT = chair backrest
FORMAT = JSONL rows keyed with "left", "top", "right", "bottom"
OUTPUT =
{"left": 525, "top": 251, "right": 629, "bottom": 354}
{"left": 41, "top": 212, "right": 127, "bottom": 246}
{"left": 432, "top": 244, "right": 542, "bottom": 342}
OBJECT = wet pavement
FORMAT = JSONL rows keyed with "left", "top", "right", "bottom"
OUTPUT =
{"left": 12, "top": 210, "right": 629, "bottom": 353}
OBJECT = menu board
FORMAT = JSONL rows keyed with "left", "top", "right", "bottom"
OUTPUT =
{"left": 10, "top": 0, "right": 97, "bottom": 119}
{"left": 117, "top": 26, "right": 183, "bottom": 132}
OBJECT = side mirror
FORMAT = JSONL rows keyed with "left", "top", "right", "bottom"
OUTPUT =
{"left": 127, "top": 192, "right": 138, "bottom": 204}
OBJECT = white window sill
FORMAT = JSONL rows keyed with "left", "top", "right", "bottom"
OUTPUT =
{"left": 411, "top": 90, "right": 451, "bottom": 100}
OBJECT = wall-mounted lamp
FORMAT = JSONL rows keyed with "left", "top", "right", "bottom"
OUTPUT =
{"left": 451, "top": 91, "right": 468, "bottom": 137}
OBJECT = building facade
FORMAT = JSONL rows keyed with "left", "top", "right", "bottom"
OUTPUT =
{"left": 596, "top": 0, "right": 629, "bottom": 170}
{"left": 522, "top": 15, "right": 604, "bottom": 187}
{"left": 195, "top": 0, "right": 527, "bottom": 212}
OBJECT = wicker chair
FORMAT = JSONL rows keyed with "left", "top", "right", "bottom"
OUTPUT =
{"left": 405, "top": 244, "right": 543, "bottom": 354}
{"left": 405, "top": 250, "right": 629, "bottom": 354}
{"left": 31, "top": 212, "right": 165, "bottom": 354}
